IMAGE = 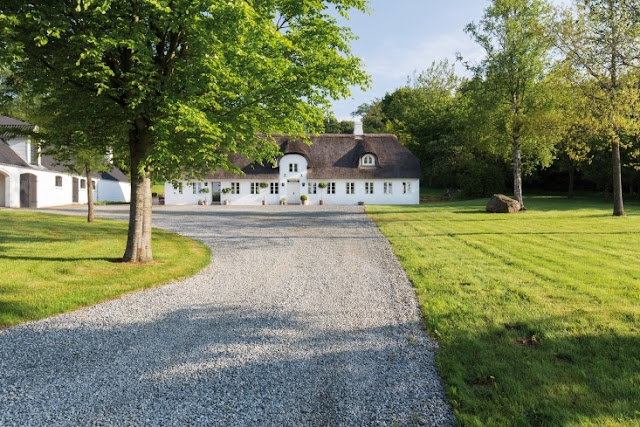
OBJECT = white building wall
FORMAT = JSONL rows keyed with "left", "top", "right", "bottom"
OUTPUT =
{"left": 0, "top": 164, "right": 130, "bottom": 208}
{"left": 164, "top": 178, "right": 420, "bottom": 206}
{"left": 95, "top": 180, "right": 130, "bottom": 203}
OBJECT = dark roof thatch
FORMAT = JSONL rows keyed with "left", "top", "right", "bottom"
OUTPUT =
{"left": 0, "top": 115, "right": 33, "bottom": 140}
{"left": 206, "top": 134, "right": 421, "bottom": 180}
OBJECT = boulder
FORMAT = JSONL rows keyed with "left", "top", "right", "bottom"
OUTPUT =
{"left": 486, "top": 194, "right": 521, "bottom": 213}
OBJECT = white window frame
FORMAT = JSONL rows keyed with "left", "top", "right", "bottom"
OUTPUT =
{"left": 289, "top": 163, "right": 298, "bottom": 173}
{"left": 251, "top": 182, "right": 260, "bottom": 194}
{"left": 403, "top": 182, "right": 412, "bottom": 194}
{"left": 365, "top": 182, "right": 374, "bottom": 194}
{"left": 346, "top": 182, "right": 355, "bottom": 194}
{"left": 231, "top": 182, "right": 240, "bottom": 194}
{"left": 270, "top": 182, "right": 279, "bottom": 194}
{"left": 362, "top": 154, "right": 375, "bottom": 167}
{"left": 308, "top": 182, "right": 317, "bottom": 194}
{"left": 327, "top": 182, "right": 336, "bottom": 195}
{"left": 384, "top": 182, "right": 392, "bottom": 194}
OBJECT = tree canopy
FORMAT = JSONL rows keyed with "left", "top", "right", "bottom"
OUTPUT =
{"left": 0, "top": 0, "right": 369, "bottom": 261}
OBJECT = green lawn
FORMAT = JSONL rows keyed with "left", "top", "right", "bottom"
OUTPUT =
{"left": 368, "top": 196, "right": 640, "bottom": 426}
{"left": 0, "top": 210, "right": 210, "bottom": 328}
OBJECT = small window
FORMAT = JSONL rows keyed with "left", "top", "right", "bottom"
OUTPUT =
{"left": 270, "top": 182, "right": 279, "bottom": 194}
{"left": 192, "top": 182, "right": 198, "bottom": 194}
{"left": 384, "top": 182, "right": 392, "bottom": 194}
{"left": 289, "top": 163, "right": 298, "bottom": 173}
{"left": 365, "top": 182, "right": 374, "bottom": 194}
{"left": 231, "top": 182, "right": 240, "bottom": 194}
{"left": 403, "top": 182, "right": 412, "bottom": 194}
{"left": 92, "top": 180, "right": 96, "bottom": 190}
{"left": 362, "top": 154, "right": 375, "bottom": 167}
{"left": 327, "top": 183, "right": 336, "bottom": 195}
{"left": 30, "top": 143, "right": 39, "bottom": 165}
{"left": 55, "top": 176, "right": 63, "bottom": 187}
{"left": 308, "top": 182, "right": 317, "bottom": 195}
{"left": 176, "top": 182, "right": 183, "bottom": 194}
{"left": 80, "top": 179, "right": 86, "bottom": 189}
{"left": 251, "top": 182, "right": 260, "bottom": 194}
{"left": 346, "top": 182, "right": 355, "bottom": 194}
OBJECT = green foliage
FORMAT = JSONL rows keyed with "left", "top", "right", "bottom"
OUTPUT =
{"left": 369, "top": 196, "right": 640, "bottom": 426}
{"left": 318, "top": 182, "right": 327, "bottom": 189}
{"left": 0, "top": 0, "right": 370, "bottom": 260}
{"left": 323, "top": 115, "right": 354, "bottom": 134}
{"left": 458, "top": 162, "right": 507, "bottom": 197}
{"left": 300, "top": 194, "right": 308, "bottom": 201}
{"left": 0, "top": 210, "right": 210, "bottom": 328}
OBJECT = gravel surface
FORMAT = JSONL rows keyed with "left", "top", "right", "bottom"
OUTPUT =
{"left": 0, "top": 205, "right": 454, "bottom": 426}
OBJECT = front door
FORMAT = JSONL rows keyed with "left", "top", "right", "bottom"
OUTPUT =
{"left": 19, "top": 173, "right": 37, "bottom": 208}
{"left": 72, "top": 177, "right": 79, "bottom": 203}
{"left": 287, "top": 180, "right": 300, "bottom": 204}
{"left": 211, "top": 182, "right": 221, "bottom": 203}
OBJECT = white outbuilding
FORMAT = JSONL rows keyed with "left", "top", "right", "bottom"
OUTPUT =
{"left": 0, "top": 115, "right": 130, "bottom": 208}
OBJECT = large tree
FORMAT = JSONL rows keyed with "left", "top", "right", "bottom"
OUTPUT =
{"left": 555, "top": 0, "right": 640, "bottom": 216}
{"left": 465, "top": 0, "right": 554, "bottom": 209}
{"left": 0, "top": 0, "right": 368, "bottom": 262}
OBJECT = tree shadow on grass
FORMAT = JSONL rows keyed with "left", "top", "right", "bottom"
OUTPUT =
{"left": 438, "top": 315, "right": 640, "bottom": 426}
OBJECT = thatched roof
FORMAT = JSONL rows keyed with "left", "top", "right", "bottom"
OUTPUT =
{"left": 206, "top": 134, "right": 421, "bottom": 180}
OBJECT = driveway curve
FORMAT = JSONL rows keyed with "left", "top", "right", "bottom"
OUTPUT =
{"left": 0, "top": 205, "right": 453, "bottom": 426}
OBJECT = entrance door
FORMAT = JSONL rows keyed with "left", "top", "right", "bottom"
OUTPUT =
{"left": 211, "top": 182, "right": 221, "bottom": 203}
{"left": 72, "top": 177, "right": 79, "bottom": 203}
{"left": 20, "top": 173, "right": 37, "bottom": 208}
{"left": 287, "top": 180, "right": 300, "bottom": 204}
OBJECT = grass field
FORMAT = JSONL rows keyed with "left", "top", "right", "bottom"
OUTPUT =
{"left": 0, "top": 210, "right": 210, "bottom": 328}
{"left": 368, "top": 196, "right": 640, "bottom": 426}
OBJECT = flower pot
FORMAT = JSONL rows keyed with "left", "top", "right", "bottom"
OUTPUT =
{"left": 224, "top": 200, "right": 230, "bottom": 205}
{"left": 319, "top": 200, "right": 324, "bottom": 205}
{"left": 262, "top": 200, "right": 267, "bottom": 205}
{"left": 302, "top": 200, "right": 309, "bottom": 206}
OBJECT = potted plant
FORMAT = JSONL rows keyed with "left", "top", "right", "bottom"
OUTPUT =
{"left": 300, "top": 194, "right": 308, "bottom": 205}
{"left": 222, "top": 187, "right": 232, "bottom": 205}
{"left": 318, "top": 182, "right": 327, "bottom": 205}
{"left": 280, "top": 197, "right": 286, "bottom": 205}
{"left": 259, "top": 182, "right": 269, "bottom": 205}
{"left": 199, "top": 187, "right": 210, "bottom": 205}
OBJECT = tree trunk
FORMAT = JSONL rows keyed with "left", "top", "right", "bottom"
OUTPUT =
{"left": 123, "top": 116, "right": 154, "bottom": 263}
{"left": 512, "top": 136, "right": 525, "bottom": 209}
{"left": 85, "top": 164, "right": 94, "bottom": 223}
{"left": 611, "top": 137, "right": 625, "bottom": 216}
{"left": 568, "top": 164, "right": 575, "bottom": 199}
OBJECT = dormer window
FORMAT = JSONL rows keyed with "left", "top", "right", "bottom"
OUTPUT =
{"left": 361, "top": 154, "right": 376, "bottom": 167}
{"left": 289, "top": 163, "right": 298, "bottom": 173}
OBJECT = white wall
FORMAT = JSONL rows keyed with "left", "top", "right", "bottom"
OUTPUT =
{"left": 95, "top": 180, "right": 130, "bottom": 203}
{"left": 0, "top": 164, "right": 130, "bottom": 208}
{"left": 164, "top": 178, "right": 420, "bottom": 205}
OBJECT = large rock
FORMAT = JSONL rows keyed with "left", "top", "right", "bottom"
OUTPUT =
{"left": 486, "top": 194, "right": 521, "bottom": 213}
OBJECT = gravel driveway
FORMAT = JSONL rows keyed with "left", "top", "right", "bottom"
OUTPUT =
{"left": 0, "top": 205, "right": 453, "bottom": 426}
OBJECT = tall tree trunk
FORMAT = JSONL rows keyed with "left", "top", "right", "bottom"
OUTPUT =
{"left": 512, "top": 136, "right": 525, "bottom": 209}
{"left": 85, "top": 164, "right": 94, "bottom": 223}
{"left": 568, "top": 164, "right": 575, "bottom": 199}
{"left": 123, "top": 116, "right": 154, "bottom": 263}
{"left": 611, "top": 137, "right": 625, "bottom": 216}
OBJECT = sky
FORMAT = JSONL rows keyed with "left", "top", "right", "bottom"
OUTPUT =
{"left": 331, "top": 0, "right": 571, "bottom": 120}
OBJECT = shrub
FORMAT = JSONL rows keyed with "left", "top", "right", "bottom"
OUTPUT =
{"left": 318, "top": 182, "right": 327, "bottom": 189}
{"left": 300, "top": 194, "right": 308, "bottom": 201}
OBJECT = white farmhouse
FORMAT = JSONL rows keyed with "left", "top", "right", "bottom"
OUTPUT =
{"left": 164, "top": 131, "right": 421, "bottom": 206}
{"left": 0, "top": 115, "right": 130, "bottom": 208}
